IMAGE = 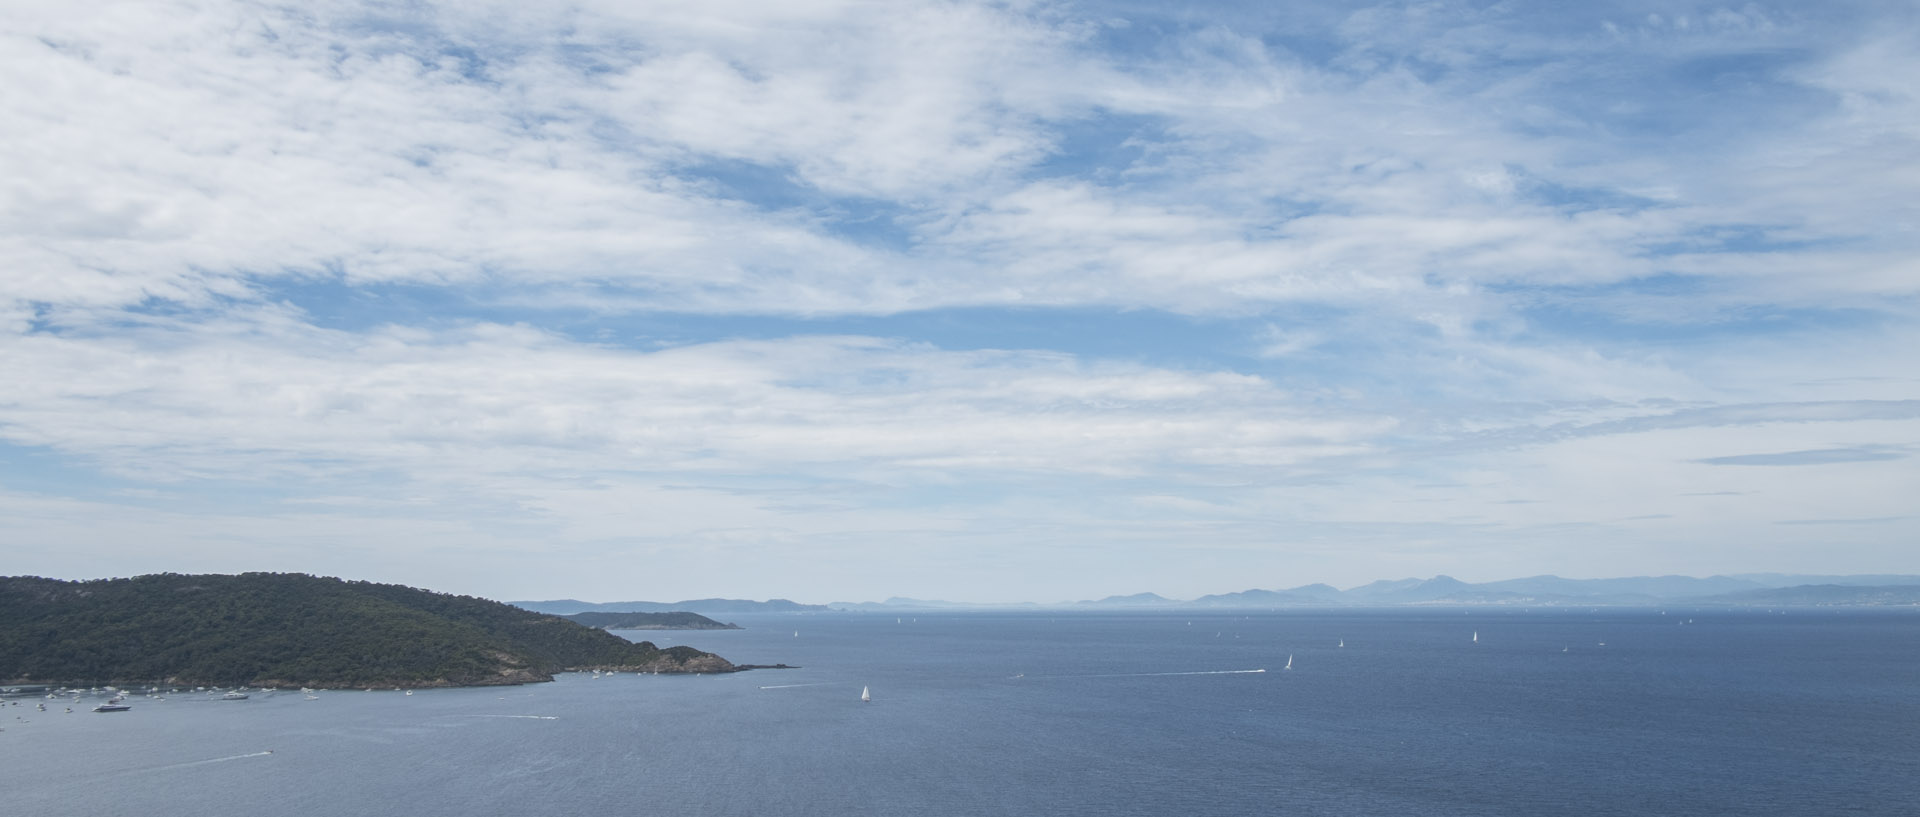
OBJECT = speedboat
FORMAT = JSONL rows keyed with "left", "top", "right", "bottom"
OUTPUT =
{"left": 92, "top": 702, "right": 132, "bottom": 712}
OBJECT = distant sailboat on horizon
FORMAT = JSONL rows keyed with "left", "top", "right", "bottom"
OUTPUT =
{"left": 1472, "top": 631, "right": 1478, "bottom": 643}
{"left": 1284, "top": 654, "right": 1293, "bottom": 670}
{"left": 1338, "top": 638, "right": 1344, "bottom": 648}
{"left": 860, "top": 686, "right": 871, "bottom": 703}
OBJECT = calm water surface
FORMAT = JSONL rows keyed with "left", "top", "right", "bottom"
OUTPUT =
{"left": 5, "top": 609, "right": 1917, "bottom": 816}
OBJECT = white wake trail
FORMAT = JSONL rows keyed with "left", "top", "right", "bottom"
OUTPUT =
{"left": 469, "top": 714, "right": 558, "bottom": 720}
{"left": 143, "top": 751, "right": 275, "bottom": 772}
{"left": 1033, "top": 669, "right": 1267, "bottom": 680}
{"left": 758, "top": 682, "right": 837, "bottom": 690}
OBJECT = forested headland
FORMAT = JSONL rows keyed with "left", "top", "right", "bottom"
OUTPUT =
{"left": 0, "top": 573, "right": 735, "bottom": 688}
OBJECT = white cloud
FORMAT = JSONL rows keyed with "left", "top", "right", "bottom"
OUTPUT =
{"left": 0, "top": 314, "right": 1389, "bottom": 490}
{"left": 4, "top": 1, "right": 1919, "bottom": 596}
{"left": 5, "top": 0, "right": 1914, "bottom": 325}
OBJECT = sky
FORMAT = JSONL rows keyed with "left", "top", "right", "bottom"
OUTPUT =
{"left": 2, "top": 0, "right": 1917, "bottom": 604}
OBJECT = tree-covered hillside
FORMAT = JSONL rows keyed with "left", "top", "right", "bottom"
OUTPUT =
{"left": 0, "top": 573, "right": 734, "bottom": 688}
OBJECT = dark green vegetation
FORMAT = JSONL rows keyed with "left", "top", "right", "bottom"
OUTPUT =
{"left": 0, "top": 573, "right": 735, "bottom": 688}
{"left": 563, "top": 611, "right": 742, "bottom": 630}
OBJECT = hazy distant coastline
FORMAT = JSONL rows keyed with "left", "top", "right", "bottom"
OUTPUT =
{"left": 562, "top": 611, "right": 743, "bottom": 630}
{"left": 515, "top": 573, "right": 1920, "bottom": 614}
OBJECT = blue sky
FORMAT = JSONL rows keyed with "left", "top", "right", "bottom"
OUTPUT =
{"left": 2, "top": 0, "right": 1916, "bottom": 602}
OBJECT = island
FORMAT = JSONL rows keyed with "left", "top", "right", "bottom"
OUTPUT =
{"left": 563, "top": 611, "right": 743, "bottom": 630}
{"left": 0, "top": 573, "right": 743, "bottom": 689}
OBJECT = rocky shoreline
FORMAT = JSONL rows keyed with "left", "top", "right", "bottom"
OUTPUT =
{"left": 11, "top": 660, "right": 800, "bottom": 692}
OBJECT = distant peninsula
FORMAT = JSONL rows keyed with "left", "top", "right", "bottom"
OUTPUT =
{"left": 563, "top": 611, "right": 742, "bottom": 630}
{"left": 0, "top": 573, "right": 740, "bottom": 689}
{"left": 513, "top": 597, "right": 830, "bottom": 615}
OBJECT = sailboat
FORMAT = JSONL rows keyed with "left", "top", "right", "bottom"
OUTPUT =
{"left": 860, "top": 686, "right": 871, "bottom": 703}
{"left": 1472, "top": 631, "right": 1478, "bottom": 643}
{"left": 1338, "top": 638, "right": 1344, "bottom": 648}
{"left": 1284, "top": 654, "right": 1293, "bottom": 670}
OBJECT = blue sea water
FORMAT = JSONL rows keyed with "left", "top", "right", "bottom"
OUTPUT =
{"left": 4, "top": 608, "right": 1918, "bottom": 816}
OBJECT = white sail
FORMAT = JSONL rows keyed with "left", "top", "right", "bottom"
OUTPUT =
{"left": 860, "top": 686, "right": 871, "bottom": 702}
{"left": 1472, "top": 631, "right": 1478, "bottom": 643}
{"left": 1284, "top": 654, "right": 1293, "bottom": 670}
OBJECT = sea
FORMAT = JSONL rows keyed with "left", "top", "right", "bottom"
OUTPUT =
{"left": 5, "top": 608, "right": 1918, "bottom": 816}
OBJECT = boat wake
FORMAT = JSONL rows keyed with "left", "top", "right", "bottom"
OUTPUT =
{"left": 1032, "top": 669, "right": 1267, "bottom": 680}
{"left": 758, "top": 682, "right": 837, "bottom": 690}
{"left": 140, "top": 751, "right": 275, "bottom": 772}
{"left": 468, "top": 714, "right": 558, "bottom": 720}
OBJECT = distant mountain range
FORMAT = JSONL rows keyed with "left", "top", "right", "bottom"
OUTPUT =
{"left": 824, "top": 573, "right": 1920, "bottom": 609}
{"left": 514, "top": 574, "right": 1920, "bottom": 615}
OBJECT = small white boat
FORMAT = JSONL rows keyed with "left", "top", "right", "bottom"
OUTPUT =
{"left": 220, "top": 691, "right": 249, "bottom": 700}
{"left": 92, "top": 703, "right": 131, "bottom": 713}
{"left": 1472, "top": 631, "right": 1478, "bottom": 643}
{"left": 860, "top": 686, "right": 871, "bottom": 703}
{"left": 1338, "top": 638, "right": 1344, "bottom": 648}
{"left": 1284, "top": 654, "right": 1293, "bottom": 670}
